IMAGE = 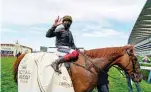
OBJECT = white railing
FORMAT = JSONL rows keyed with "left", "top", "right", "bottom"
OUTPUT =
{"left": 140, "top": 66, "right": 151, "bottom": 83}
{"left": 140, "top": 66, "right": 151, "bottom": 70}
{"left": 139, "top": 62, "right": 151, "bottom": 65}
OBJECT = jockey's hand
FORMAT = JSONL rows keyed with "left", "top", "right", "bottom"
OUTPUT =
{"left": 53, "top": 16, "right": 62, "bottom": 27}
{"left": 74, "top": 47, "right": 79, "bottom": 51}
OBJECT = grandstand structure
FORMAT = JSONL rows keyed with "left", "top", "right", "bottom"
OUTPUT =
{"left": 128, "top": 0, "right": 151, "bottom": 56}
{"left": 0, "top": 41, "right": 32, "bottom": 56}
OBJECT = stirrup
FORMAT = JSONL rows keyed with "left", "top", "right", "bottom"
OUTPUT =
{"left": 51, "top": 62, "right": 62, "bottom": 74}
{"left": 55, "top": 69, "right": 62, "bottom": 74}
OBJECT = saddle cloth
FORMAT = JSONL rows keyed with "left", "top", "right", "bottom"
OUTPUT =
{"left": 18, "top": 52, "right": 74, "bottom": 92}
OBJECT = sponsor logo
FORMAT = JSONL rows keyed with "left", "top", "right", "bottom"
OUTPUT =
{"left": 59, "top": 76, "right": 73, "bottom": 88}
{"left": 18, "top": 64, "right": 31, "bottom": 83}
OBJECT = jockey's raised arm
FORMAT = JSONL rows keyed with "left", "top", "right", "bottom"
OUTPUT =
{"left": 46, "top": 15, "right": 79, "bottom": 73}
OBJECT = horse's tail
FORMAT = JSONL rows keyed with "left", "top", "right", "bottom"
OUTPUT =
{"left": 13, "top": 54, "right": 25, "bottom": 83}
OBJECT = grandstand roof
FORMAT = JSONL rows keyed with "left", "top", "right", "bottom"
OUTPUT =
{"left": 128, "top": 0, "right": 151, "bottom": 44}
{"left": 128, "top": 0, "right": 151, "bottom": 56}
{"left": 0, "top": 43, "right": 32, "bottom": 50}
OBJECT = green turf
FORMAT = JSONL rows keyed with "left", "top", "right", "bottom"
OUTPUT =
{"left": 1, "top": 57, "right": 151, "bottom": 92}
{"left": 107, "top": 68, "right": 151, "bottom": 92}
{"left": 1, "top": 57, "right": 17, "bottom": 92}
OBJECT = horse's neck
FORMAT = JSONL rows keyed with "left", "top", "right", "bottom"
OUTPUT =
{"left": 113, "top": 54, "right": 132, "bottom": 74}
{"left": 106, "top": 53, "right": 125, "bottom": 66}
{"left": 90, "top": 58, "right": 111, "bottom": 71}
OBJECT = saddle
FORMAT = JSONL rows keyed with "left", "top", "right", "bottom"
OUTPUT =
{"left": 18, "top": 52, "right": 75, "bottom": 92}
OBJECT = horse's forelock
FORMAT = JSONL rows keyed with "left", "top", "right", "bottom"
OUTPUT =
{"left": 124, "top": 44, "right": 135, "bottom": 56}
{"left": 124, "top": 44, "right": 134, "bottom": 51}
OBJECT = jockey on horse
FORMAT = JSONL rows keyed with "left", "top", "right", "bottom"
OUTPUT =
{"left": 46, "top": 15, "right": 79, "bottom": 74}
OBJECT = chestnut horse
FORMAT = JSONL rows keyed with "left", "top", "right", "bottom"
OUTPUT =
{"left": 13, "top": 45, "right": 142, "bottom": 92}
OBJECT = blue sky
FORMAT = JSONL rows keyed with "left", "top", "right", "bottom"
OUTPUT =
{"left": 1, "top": 0, "right": 147, "bottom": 50}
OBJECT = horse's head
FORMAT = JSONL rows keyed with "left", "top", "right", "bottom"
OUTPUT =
{"left": 116, "top": 45, "right": 142, "bottom": 82}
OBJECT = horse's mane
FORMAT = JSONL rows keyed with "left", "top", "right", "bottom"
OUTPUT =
{"left": 84, "top": 45, "right": 133, "bottom": 58}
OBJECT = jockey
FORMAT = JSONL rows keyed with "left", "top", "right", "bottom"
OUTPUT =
{"left": 46, "top": 15, "right": 79, "bottom": 73}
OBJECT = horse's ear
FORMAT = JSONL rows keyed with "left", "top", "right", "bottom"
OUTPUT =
{"left": 125, "top": 44, "right": 134, "bottom": 49}
{"left": 131, "top": 44, "right": 134, "bottom": 48}
{"left": 124, "top": 44, "right": 131, "bottom": 50}
{"left": 124, "top": 44, "right": 136, "bottom": 56}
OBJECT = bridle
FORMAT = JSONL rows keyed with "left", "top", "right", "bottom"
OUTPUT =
{"left": 124, "top": 49, "right": 137, "bottom": 73}
{"left": 114, "top": 49, "right": 139, "bottom": 79}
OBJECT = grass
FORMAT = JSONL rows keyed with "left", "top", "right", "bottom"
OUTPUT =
{"left": 1, "top": 57, "right": 151, "bottom": 92}
{"left": 107, "top": 68, "right": 151, "bottom": 92}
{"left": 1, "top": 57, "right": 17, "bottom": 92}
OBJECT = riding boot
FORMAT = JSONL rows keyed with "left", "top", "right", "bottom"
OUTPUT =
{"left": 51, "top": 57, "right": 66, "bottom": 74}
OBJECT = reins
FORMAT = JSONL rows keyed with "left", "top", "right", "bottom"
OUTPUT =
{"left": 74, "top": 48, "right": 136, "bottom": 79}
{"left": 75, "top": 49, "right": 123, "bottom": 79}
